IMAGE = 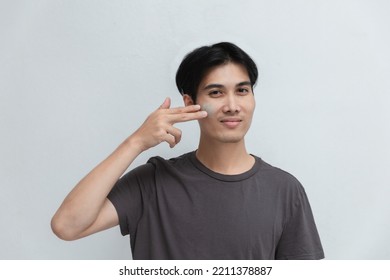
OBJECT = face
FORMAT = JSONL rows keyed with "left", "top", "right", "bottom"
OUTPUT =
{"left": 184, "top": 62, "right": 256, "bottom": 144}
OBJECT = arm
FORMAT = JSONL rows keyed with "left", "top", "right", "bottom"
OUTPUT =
{"left": 51, "top": 98, "right": 207, "bottom": 240}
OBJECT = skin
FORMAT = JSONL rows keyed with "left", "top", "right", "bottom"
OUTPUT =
{"left": 51, "top": 62, "right": 255, "bottom": 241}
{"left": 51, "top": 99, "right": 207, "bottom": 240}
{"left": 200, "top": 103, "right": 214, "bottom": 116}
{"left": 184, "top": 62, "right": 256, "bottom": 174}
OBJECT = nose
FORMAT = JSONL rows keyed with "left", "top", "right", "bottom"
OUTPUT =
{"left": 222, "top": 93, "right": 240, "bottom": 114}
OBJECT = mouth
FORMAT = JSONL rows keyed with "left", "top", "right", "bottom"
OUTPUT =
{"left": 220, "top": 118, "right": 242, "bottom": 128}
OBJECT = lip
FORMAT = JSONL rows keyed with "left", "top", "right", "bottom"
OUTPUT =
{"left": 220, "top": 117, "right": 242, "bottom": 128}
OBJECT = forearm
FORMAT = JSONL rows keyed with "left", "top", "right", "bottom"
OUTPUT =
{"left": 51, "top": 99, "right": 206, "bottom": 240}
{"left": 51, "top": 135, "right": 143, "bottom": 239}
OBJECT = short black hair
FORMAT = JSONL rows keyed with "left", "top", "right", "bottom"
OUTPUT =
{"left": 175, "top": 42, "right": 258, "bottom": 102}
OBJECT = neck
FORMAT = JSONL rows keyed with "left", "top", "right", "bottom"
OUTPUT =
{"left": 196, "top": 137, "right": 254, "bottom": 175}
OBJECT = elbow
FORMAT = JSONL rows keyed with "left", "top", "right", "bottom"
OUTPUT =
{"left": 51, "top": 215, "right": 79, "bottom": 241}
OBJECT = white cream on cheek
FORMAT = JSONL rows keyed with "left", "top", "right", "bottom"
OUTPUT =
{"left": 200, "top": 103, "right": 215, "bottom": 117}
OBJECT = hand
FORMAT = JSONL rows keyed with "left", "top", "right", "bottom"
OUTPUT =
{"left": 130, "top": 97, "right": 207, "bottom": 151}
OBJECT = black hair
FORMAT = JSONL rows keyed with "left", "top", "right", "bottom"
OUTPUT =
{"left": 175, "top": 42, "right": 258, "bottom": 102}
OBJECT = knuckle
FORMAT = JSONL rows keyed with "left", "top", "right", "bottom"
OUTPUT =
{"left": 180, "top": 114, "right": 189, "bottom": 121}
{"left": 175, "top": 107, "right": 184, "bottom": 114}
{"left": 157, "top": 127, "right": 167, "bottom": 135}
{"left": 156, "top": 117, "right": 167, "bottom": 127}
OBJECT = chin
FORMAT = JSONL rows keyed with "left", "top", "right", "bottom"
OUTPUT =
{"left": 200, "top": 126, "right": 249, "bottom": 144}
{"left": 217, "top": 133, "right": 246, "bottom": 144}
{"left": 222, "top": 138, "right": 244, "bottom": 144}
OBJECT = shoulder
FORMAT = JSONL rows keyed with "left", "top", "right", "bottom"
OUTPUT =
{"left": 257, "top": 157, "right": 301, "bottom": 183}
{"left": 254, "top": 156, "right": 306, "bottom": 195}
{"left": 147, "top": 151, "right": 194, "bottom": 170}
{"left": 254, "top": 157, "right": 313, "bottom": 217}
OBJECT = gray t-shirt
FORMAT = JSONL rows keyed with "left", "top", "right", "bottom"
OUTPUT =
{"left": 108, "top": 151, "right": 324, "bottom": 260}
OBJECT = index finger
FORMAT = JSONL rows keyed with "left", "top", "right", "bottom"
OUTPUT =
{"left": 168, "top": 110, "right": 208, "bottom": 123}
{"left": 166, "top": 104, "right": 202, "bottom": 114}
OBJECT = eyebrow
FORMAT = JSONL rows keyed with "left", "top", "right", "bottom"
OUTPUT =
{"left": 202, "top": 81, "right": 252, "bottom": 90}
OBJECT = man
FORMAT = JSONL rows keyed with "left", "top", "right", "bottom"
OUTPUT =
{"left": 51, "top": 42, "right": 324, "bottom": 260}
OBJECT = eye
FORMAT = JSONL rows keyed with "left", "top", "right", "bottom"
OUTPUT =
{"left": 237, "top": 87, "right": 250, "bottom": 95}
{"left": 208, "top": 90, "right": 223, "bottom": 97}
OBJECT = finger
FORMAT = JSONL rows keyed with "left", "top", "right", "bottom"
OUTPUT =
{"left": 161, "top": 133, "right": 177, "bottom": 148}
{"left": 168, "top": 104, "right": 201, "bottom": 114}
{"left": 159, "top": 97, "right": 171, "bottom": 109}
{"left": 168, "top": 110, "right": 208, "bottom": 124}
{"left": 166, "top": 126, "right": 182, "bottom": 145}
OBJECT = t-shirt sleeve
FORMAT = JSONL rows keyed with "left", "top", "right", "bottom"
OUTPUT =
{"left": 107, "top": 163, "right": 155, "bottom": 237}
{"left": 275, "top": 183, "right": 325, "bottom": 260}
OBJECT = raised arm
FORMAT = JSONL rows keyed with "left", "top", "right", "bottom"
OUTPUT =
{"left": 51, "top": 98, "right": 207, "bottom": 240}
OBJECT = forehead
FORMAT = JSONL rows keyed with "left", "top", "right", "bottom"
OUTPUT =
{"left": 200, "top": 62, "right": 250, "bottom": 87}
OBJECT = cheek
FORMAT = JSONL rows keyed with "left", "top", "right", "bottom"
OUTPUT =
{"left": 200, "top": 103, "right": 216, "bottom": 116}
{"left": 246, "top": 97, "right": 256, "bottom": 115}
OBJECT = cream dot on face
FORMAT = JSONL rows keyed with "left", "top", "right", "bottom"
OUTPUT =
{"left": 201, "top": 103, "right": 214, "bottom": 116}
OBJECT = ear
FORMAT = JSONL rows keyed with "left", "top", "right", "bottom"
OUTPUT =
{"left": 183, "top": 94, "right": 194, "bottom": 106}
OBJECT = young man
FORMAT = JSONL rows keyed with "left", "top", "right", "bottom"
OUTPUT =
{"left": 51, "top": 42, "right": 324, "bottom": 260}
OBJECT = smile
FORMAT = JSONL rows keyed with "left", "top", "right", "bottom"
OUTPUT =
{"left": 220, "top": 118, "right": 242, "bottom": 128}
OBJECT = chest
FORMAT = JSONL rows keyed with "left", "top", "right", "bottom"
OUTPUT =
{"left": 144, "top": 179, "right": 287, "bottom": 258}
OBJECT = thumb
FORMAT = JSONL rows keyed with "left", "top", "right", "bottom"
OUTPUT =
{"left": 159, "top": 97, "right": 171, "bottom": 109}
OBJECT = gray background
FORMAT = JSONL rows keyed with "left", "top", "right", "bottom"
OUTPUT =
{"left": 1, "top": 0, "right": 389, "bottom": 259}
